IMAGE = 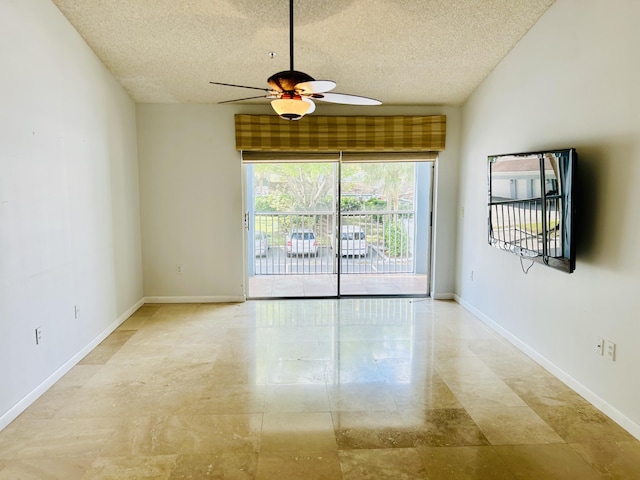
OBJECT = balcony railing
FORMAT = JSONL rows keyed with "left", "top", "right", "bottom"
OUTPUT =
{"left": 489, "top": 196, "right": 563, "bottom": 257}
{"left": 252, "top": 211, "right": 416, "bottom": 275}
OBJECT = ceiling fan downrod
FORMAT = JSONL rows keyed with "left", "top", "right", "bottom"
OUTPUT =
{"left": 289, "top": 0, "right": 294, "bottom": 71}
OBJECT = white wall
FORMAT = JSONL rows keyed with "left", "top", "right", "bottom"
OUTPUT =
{"left": 457, "top": 0, "right": 640, "bottom": 436}
{"left": 136, "top": 104, "right": 461, "bottom": 301}
{"left": 0, "top": 0, "right": 143, "bottom": 428}
{"left": 137, "top": 104, "right": 245, "bottom": 302}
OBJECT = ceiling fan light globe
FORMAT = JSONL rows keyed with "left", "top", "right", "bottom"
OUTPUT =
{"left": 271, "top": 97, "right": 311, "bottom": 120}
{"left": 302, "top": 97, "right": 316, "bottom": 114}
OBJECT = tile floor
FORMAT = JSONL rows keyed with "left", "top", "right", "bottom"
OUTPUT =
{"left": 1, "top": 298, "right": 640, "bottom": 479}
{"left": 249, "top": 273, "right": 428, "bottom": 298}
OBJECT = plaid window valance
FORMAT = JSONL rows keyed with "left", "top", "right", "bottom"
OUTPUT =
{"left": 235, "top": 115, "right": 446, "bottom": 153}
{"left": 240, "top": 151, "right": 439, "bottom": 163}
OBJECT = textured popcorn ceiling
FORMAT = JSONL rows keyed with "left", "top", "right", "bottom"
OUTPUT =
{"left": 51, "top": 0, "right": 555, "bottom": 105}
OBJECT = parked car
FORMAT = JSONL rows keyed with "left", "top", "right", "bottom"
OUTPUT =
{"left": 341, "top": 225, "right": 368, "bottom": 257}
{"left": 287, "top": 228, "right": 318, "bottom": 257}
{"left": 255, "top": 231, "right": 269, "bottom": 257}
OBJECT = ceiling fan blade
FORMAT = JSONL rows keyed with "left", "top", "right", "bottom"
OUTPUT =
{"left": 210, "top": 81, "right": 270, "bottom": 92}
{"left": 295, "top": 80, "right": 336, "bottom": 94}
{"left": 302, "top": 97, "right": 316, "bottom": 114}
{"left": 218, "top": 94, "right": 271, "bottom": 104}
{"left": 313, "top": 92, "right": 382, "bottom": 105}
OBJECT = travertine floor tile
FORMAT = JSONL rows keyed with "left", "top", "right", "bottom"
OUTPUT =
{"left": 266, "top": 358, "right": 332, "bottom": 384}
{"left": 256, "top": 451, "right": 342, "bottom": 480}
{"left": 265, "top": 384, "right": 330, "bottom": 413}
{"left": 570, "top": 441, "right": 640, "bottom": 479}
{"left": 170, "top": 452, "right": 257, "bottom": 479}
{"left": 417, "top": 445, "right": 516, "bottom": 480}
{"left": 209, "top": 360, "right": 260, "bottom": 385}
{"left": 51, "top": 364, "right": 102, "bottom": 389}
{"left": 105, "top": 343, "right": 168, "bottom": 366}
{"left": 2, "top": 298, "right": 639, "bottom": 480}
{"left": 81, "top": 454, "right": 177, "bottom": 480}
{"left": 333, "top": 410, "right": 416, "bottom": 449}
{"left": 82, "top": 363, "right": 150, "bottom": 388}
{"left": 388, "top": 375, "right": 462, "bottom": 410}
{"left": 327, "top": 382, "right": 396, "bottom": 412}
{"left": 17, "top": 385, "right": 83, "bottom": 420}
{"left": 466, "top": 406, "right": 564, "bottom": 445}
{"left": 494, "top": 444, "right": 601, "bottom": 480}
{"left": 0, "top": 417, "right": 117, "bottom": 459}
{"left": 339, "top": 448, "right": 427, "bottom": 480}
{"left": 99, "top": 416, "right": 187, "bottom": 457}
{"left": 435, "top": 355, "right": 501, "bottom": 381}
{"left": 261, "top": 412, "right": 337, "bottom": 452}
{"left": 177, "top": 414, "right": 262, "bottom": 454}
{"left": 177, "top": 384, "right": 266, "bottom": 415}
{"left": 132, "top": 305, "right": 162, "bottom": 317}
{"left": 402, "top": 408, "right": 490, "bottom": 447}
{"left": 504, "top": 374, "right": 590, "bottom": 407}
{"left": 147, "top": 361, "right": 217, "bottom": 389}
{"left": 0, "top": 457, "right": 91, "bottom": 480}
{"left": 78, "top": 330, "right": 137, "bottom": 365}
{"left": 532, "top": 404, "right": 635, "bottom": 443}
{"left": 442, "top": 377, "right": 528, "bottom": 409}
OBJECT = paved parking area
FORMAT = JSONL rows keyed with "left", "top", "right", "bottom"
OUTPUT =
{"left": 253, "top": 246, "right": 415, "bottom": 275}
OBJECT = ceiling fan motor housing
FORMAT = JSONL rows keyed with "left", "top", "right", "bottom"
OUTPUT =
{"left": 267, "top": 70, "right": 315, "bottom": 92}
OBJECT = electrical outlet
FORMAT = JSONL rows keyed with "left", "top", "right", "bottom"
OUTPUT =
{"left": 595, "top": 337, "right": 604, "bottom": 355}
{"left": 470, "top": 270, "right": 474, "bottom": 281}
{"left": 74, "top": 305, "right": 80, "bottom": 319}
{"left": 35, "top": 327, "right": 42, "bottom": 345}
{"left": 604, "top": 340, "right": 616, "bottom": 361}
{"left": 176, "top": 264, "right": 184, "bottom": 274}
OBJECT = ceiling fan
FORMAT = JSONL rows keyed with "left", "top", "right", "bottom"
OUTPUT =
{"left": 210, "top": 0, "right": 381, "bottom": 120}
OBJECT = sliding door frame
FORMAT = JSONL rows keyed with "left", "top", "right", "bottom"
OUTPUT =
{"left": 243, "top": 157, "right": 434, "bottom": 299}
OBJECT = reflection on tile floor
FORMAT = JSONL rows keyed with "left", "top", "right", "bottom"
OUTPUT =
{"left": 1, "top": 299, "right": 639, "bottom": 479}
{"left": 249, "top": 273, "right": 428, "bottom": 297}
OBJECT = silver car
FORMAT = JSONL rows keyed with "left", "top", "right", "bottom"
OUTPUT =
{"left": 286, "top": 229, "right": 318, "bottom": 257}
{"left": 341, "top": 225, "right": 367, "bottom": 257}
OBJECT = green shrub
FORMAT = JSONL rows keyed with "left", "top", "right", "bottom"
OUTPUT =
{"left": 384, "top": 221, "right": 408, "bottom": 257}
{"left": 254, "top": 196, "right": 274, "bottom": 212}
{"left": 340, "top": 197, "right": 363, "bottom": 211}
{"left": 364, "top": 198, "right": 386, "bottom": 210}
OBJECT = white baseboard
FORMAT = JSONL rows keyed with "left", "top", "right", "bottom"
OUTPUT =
{"left": 431, "top": 292, "right": 455, "bottom": 300}
{"left": 454, "top": 294, "right": 640, "bottom": 441}
{"left": 0, "top": 298, "right": 145, "bottom": 432}
{"left": 144, "top": 295, "right": 245, "bottom": 304}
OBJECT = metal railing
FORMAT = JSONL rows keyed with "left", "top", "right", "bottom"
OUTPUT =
{"left": 252, "top": 211, "right": 416, "bottom": 275}
{"left": 489, "top": 196, "right": 563, "bottom": 257}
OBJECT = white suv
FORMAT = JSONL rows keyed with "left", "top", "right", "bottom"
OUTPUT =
{"left": 287, "top": 229, "right": 318, "bottom": 257}
{"left": 341, "top": 225, "right": 367, "bottom": 257}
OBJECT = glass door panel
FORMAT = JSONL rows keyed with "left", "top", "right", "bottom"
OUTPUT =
{"left": 246, "top": 162, "right": 338, "bottom": 298}
{"left": 338, "top": 162, "right": 431, "bottom": 296}
{"left": 246, "top": 160, "right": 432, "bottom": 298}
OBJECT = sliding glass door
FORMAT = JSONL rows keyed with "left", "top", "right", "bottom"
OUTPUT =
{"left": 338, "top": 161, "right": 431, "bottom": 296}
{"left": 245, "top": 159, "right": 432, "bottom": 298}
{"left": 246, "top": 161, "right": 339, "bottom": 297}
